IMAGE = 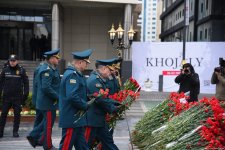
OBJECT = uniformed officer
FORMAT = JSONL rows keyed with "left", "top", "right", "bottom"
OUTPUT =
{"left": 107, "top": 58, "right": 121, "bottom": 95}
{"left": 27, "top": 60, "right": 45, "bottom": 148}
{"left": 58, "top": 49, "right": 93, "bottom": 150}
{"left": 86, "top": 59, "right": 120, "bottom": 150}
{"left": 0, "top": 54, "right": 29, "bottom": 138}
{"left": 94, "top": 58, "right": 122, "bottom": 149}
{"left": 100, "top": 58, "right": 121, "bottom": 139}
{"left": 27, "top": 49, "right": 61, "bottom": 150}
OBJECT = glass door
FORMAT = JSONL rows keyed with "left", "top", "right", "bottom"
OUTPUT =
{"left": 0, "top": 26, "right": 33, "bottom": 60}
{"left": 0, "top": 27, "right": 10, "bottom": 59}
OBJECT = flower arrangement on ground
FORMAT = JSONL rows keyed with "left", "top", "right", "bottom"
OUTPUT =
{"left": 132, "top": 92, "right": 191, "bottom": 148}
{"left": 132, "top": 93, "right": 225, "bottom": 150}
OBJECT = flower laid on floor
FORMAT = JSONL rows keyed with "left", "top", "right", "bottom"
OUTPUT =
{"left": 73, "top": 88, "right": 109, "bottom": 124}
{"left": 166, "top": 98, "right": 225, "bottom": 150}
{"left": 199, "top": 98, "right": 225, "bottom": 150}
{"left": 132, "top": 93, "right": 225, "bottom": 150}
{"left": 132, "top": 92, "right": 191, "bottom": 148}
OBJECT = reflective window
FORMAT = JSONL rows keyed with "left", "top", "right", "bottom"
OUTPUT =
{"left": 0, "top": 7, "right": 52, "bottom": 60}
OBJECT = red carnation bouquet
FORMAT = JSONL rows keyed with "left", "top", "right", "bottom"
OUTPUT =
{"left": 94, "top": 77, "right": 141, "bottom": 149}
{"left": 106, "top": 77, "right": 141, "bottom": 129}
{"left": 122, "top": 77, "right": 140, "bottom": 91}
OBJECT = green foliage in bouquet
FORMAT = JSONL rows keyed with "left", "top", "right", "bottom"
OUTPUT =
{"left": 121, "top": 77, "right": 140, "bottom": 91}
{"left": 107, "top": 95, "right": 137, "bottom": 129}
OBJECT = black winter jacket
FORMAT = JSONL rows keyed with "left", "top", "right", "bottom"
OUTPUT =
{"left": 175, "top": 63, "right": 200, "bottom": 102}
{"left": 0, "top": 64, "right": 29, "bottom": 102}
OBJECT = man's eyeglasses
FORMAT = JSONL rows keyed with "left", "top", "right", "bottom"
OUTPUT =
{"left": 9, "top": 60, "right": 17, "bottom": 62}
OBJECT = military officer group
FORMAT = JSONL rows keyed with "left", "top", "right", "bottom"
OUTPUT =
{"left": 23, "top": 49, "right": 122, "bottom": 150}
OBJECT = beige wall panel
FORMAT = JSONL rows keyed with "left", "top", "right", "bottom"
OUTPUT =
{"left": 72, "top": 34, "right": 90, "bottom": 43}
{"left": 90, "top": 34, "right": 108, "bottom": 43}
{"left": 71, "top": 41, "right": 91, "bottom": 50}
{"left": 72, "top": 24, "right": 90, "bottom": 34}
{"left": 90, "top": 16, "right": 109, "bottom": 25}
{"left": 88, "top": 8, "right": 109, "bottom": 16}
{"left": 63, "top": 6, "right": 124, "bottom": 69}
{"left": 90, "top": 25, "right": 109, "bottom": 34}
{"left": 62, "top": 41, "right": 73, "bottom": 63}
{"left": 64, "top": 23, "right": 72, "bottom": 33}
{"left": 63, "top": 32, "right": 72, "bottom": 43}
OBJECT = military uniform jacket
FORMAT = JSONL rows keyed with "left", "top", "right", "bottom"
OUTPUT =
{"left": 59, "top": 66, "right": 88, "bottom": 128}
{"left": 86, "top": 71, "right": 117, "bottom": 127}
{"left": 0, "top": 64, "right": 29, "bottom": 101}
{"left": 36, "top": 62, "right": 60, "bottom": 110}
{"left": 32, "top": 63, "right": 43, "bottom": 106}
{"left": 108, "top": 74, "right": 120, "bottom": 95}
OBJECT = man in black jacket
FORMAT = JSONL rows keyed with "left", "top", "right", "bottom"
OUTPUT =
{"left": 0, "top": 54, "right": 29, "bottom": 138}
{"left": 175, "top": 63, "right": 200, "bottom": 102}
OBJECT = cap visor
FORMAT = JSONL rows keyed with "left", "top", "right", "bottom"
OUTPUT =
{"left": 9, "top": 58, "right": 17, "bottom": 61}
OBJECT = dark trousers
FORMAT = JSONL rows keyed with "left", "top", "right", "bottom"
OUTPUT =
{"left": 41, "top": 110, "right": 56, "bottom": 150}
{"left": 28, "top": 109, "right": 44, "bottom": 144}
{"left": 0, "top": 100, "right": 22, "bottom": 133}
{"left": 97, "top": 124, "right": 114, "bottom": 150}
{"left": 87, "top": 125, "right": 119, "bottom": 150}
{"left": 59, "top": 127, "right": 89, "bottom": 150}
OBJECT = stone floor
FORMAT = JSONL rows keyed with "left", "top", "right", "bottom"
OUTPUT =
{"left": 0, "top": 91, "right": 215, "bottom": 150}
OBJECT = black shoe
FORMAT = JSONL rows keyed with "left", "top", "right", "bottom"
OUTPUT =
{"left": 13, "top": 132, "right": 19, "bottom": 137}
{"left": 26, "top": 136, "right": 36, "bottom": 148}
